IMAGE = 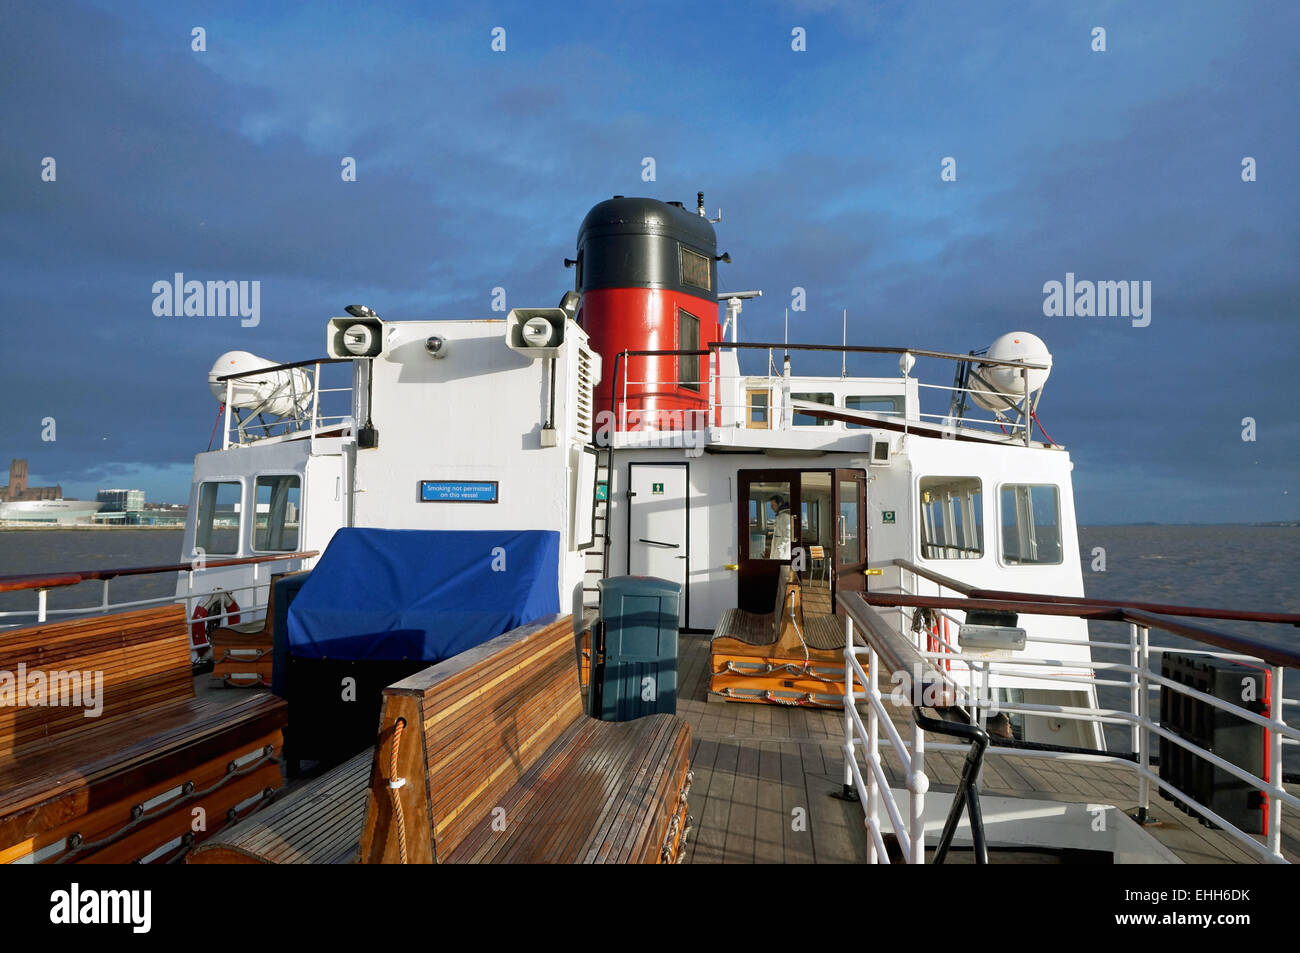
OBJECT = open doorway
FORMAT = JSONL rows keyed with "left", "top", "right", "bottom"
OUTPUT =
{"left": 736, "top": 468, "right": 867, "bottom": 614}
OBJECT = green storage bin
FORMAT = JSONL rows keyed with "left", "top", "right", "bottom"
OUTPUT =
{"left": 594, "top": 576, "right": 681, "bottom": 721}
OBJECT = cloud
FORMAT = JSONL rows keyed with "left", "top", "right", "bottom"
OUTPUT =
{"left": 1, "top": 0, "right": 1296, "bottom": 523}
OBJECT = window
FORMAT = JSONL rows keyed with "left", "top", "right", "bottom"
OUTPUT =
{"left": 919, "top": 476, "right": 983, "bottom": 560}
{"left": 746, "top": 480, "right": 793, "bottom": 560}
{"left": 792, "top": 392, "right": 834, "bottom": 427}
{"left": 838, "top": 477, "right": 862, "bottom": 565}
{"left": 1000, "top": 484, "right": 1062, "bottom": 565}
{"left": 678, "top": 309, "right": 700, "bottom": 391}
{"left": 252, "top": 475, "right": 301, "bottom": 552}
{"left": 746, "top": 389, "right": 770, "bottom": 429}
{"left": 801, "top": 472, "right": 831, "bottom": 548}
{"left": 845, "top": 395, "right": 904, "bottom": 428}
{"left": 195, "top": 481, "right": 242, "bottom": 556}
{"left": 680, "top": 245, "right": 711, "bottom": 292}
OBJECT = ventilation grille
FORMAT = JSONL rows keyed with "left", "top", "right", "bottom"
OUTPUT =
{"left": 574, "top": 345, "right": 596, "bottom": 442}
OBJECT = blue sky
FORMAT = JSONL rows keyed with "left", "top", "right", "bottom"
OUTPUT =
{"left": 1, "top": 0, "right": 1296, "bottom": 523}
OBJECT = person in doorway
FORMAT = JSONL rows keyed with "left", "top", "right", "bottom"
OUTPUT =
{"left": 768, "top": 494, "right": 792, "bottom": 560}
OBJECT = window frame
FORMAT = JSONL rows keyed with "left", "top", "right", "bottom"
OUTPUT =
{"left": 996, "top": 482, "right": 1064, "bottom": 568}
{"left": 194, "top": 479, "right": 244, "bottom": 557}
{"left": 916, "top": 475, "right": 986, "bottom": 562}
{"left": 678, "top": 308, "right": 700, "bottom": 392}
{"left": 679, "top": 244, "right": 712, "bottom": 293}
{"left": 249, "top": 472, "right": 303, "bottom": 554}
{"left": 844, "top": 394, "right": 905, "bottom": 428}
{"left": 746, "top": 388, "right": 771, "bottom": 429}
{"left": 791, "top": 392, "right": 835, "bottom": 427}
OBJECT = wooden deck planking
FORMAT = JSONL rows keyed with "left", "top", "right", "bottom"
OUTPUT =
{"left": 677, "top": 634, "right": 1297, "bottom": 865}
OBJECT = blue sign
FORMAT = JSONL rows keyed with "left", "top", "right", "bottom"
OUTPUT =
{"left": 419, "top": 480, "right": 499, "bottom": 503}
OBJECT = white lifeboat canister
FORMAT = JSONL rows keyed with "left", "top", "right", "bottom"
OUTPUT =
{"left": 207, "top": 351, "right": 313, "bottom": 418}
{"left": 970, "top": 332, "right": 1052, "bottom": 412}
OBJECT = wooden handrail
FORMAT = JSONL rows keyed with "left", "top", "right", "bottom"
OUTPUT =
{"left": 0, "top": 551, "right": 319, "bottom": 594}
{"left": 838, "top": 591, "right": 957, "bottom": 706}
{"left": 863, "top": 590, "right": 1300, "bottom": 670}
{"left": 892, "top": 558, "right": 1300, "bottom": 627}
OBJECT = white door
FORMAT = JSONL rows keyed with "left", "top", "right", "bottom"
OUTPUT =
{"left": 303, "top": 453, "right": 348, "bottom": 556}
{"left": 628, "top": 463, "right": 688, "bottom": 592}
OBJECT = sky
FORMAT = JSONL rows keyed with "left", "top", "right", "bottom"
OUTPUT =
{"left": 1, "top": 0, "right": 1297, "bottom": 523}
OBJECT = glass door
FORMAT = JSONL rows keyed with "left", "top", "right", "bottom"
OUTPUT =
{"left": 736, "top": 470, "right": 797, "bottom": 613}
{"left": 832, "top": 469, "right": 869, "bottom": 607}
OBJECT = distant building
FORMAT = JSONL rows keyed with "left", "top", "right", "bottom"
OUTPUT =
{"left": 1, "top": 459, "right": 62, "bottom": 502}
{"left": 96, "top": 488, "right": 146, "bottom": 512}
{"left": 94, "top": 488, "right": 148, "bottom": 524}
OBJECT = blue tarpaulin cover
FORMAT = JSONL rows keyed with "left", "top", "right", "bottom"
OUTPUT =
{"left": 286, "top": 528, "right": 560, "bottom": 661}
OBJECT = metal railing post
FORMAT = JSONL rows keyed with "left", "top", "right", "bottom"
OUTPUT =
{"left": 101, "top": 579, "right": 110, "bottom": 611}
{"left": 979, "top": 661, "right": 991, "bottom": 731}
{"left": 223, "top": 380, "right": 234, "bottom": 450}
{"left": 1128, "top": 623, "right": 1140, "bottom": 756}
{"left": 310, "top": 362, "right": 321, "bottom": 452}
{"left": 1136, "top": 624, "right": 1152, "bottom": 823}
{"left": 843, "top": 616, "right": 855, "bottom": 795}
{"left": 1021, "top": 367, "right": 1031, "bottom": 447}
{"left": 909, "top": 717, "right": 927, "bottom": 863}
{"left": 1270, "top": 665, "right": 1284, "bottom": 859}
{"left": 866, "top": 641, "right": 880, "bottom": 864}
{"left": 36, "top": 588, "right": 47, "bottom": 624}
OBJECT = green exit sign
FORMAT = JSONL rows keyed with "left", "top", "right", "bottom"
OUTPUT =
{"left": 652, "top": 483, "right": 665, "bottom": 495}
{"left": 881, "top": 510, "right": 896, "bottom": 524}
{"left": 596, "top": 482, "right": 608, "bottom": 501}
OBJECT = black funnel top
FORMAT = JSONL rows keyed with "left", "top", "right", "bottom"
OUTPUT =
{"left": 575, "top": 197, "right": 718, "bottom": 296}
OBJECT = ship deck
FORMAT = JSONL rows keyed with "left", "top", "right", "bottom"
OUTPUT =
{"left": 676, "top": 632, "right": 1300, "bottom": 865}
{"left": 189, "top": 631, "right": 1298, "bottom": 864}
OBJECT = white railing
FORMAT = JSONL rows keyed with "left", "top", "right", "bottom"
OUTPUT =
{"left": 840, "top": 583, "right": 1300, "bottom": 864}
{"left": 219, "top": 359, "right": 354, "bottom": 449}
{"left": 614, "top": 345, "right": 1048, "bottom": 444}
{"left": 842, "top": 622, "right": 929, "bottom": 863}
{"left": 0, "top": 551, "right": 318, "bottom": 647}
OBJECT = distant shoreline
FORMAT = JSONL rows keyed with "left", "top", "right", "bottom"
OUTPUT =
{"left": 0, "top": 524, "right": 185, "bottom": 531}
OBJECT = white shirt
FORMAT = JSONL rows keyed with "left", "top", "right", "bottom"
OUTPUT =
{"left": 770, "top": 508, "right": 792, "bottom": 560}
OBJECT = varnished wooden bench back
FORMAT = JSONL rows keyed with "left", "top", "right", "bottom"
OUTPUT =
{"left": 360, "top": 614, "right": 580, "bottom": 863}
{"left": 0, "top": 604, "right": 192, "bottom": 759}
{"left": 773, "top": 564, "right": 799, "bottom": 636}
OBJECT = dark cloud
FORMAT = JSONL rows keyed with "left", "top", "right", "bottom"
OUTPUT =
{"left": 1, "top": 0, "right": 1296, "bottom": 521}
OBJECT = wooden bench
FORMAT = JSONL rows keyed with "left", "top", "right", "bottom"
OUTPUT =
{"left": 188, "top": 748, "right": 374, "bottom": 864}
{"left": 709, "top": 566, "right": 861, "bottom": 708}
{"left": 192, "top": 614, "right": 693, "bottom": 863}
{"left": 0, "top": 604, "right": 288, "bottom": 863}
{"left": 209, "top": 570, "right": 308, "bottom": 688}
{"left": 362, "top": 613, "right": 692, "bottom": 863}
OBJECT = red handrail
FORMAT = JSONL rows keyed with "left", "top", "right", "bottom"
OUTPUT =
{"left": 0, "top": 551, "right": 319, "bottom": 594}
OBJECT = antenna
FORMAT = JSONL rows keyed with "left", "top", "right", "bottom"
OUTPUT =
{"left": 841, "top": 308, "right": 847, "bottom": 379}
{"left": 784, "top": 308, "right": 789, "bottom": 359}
